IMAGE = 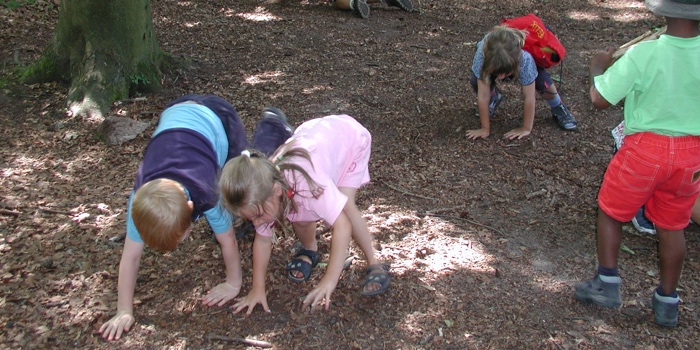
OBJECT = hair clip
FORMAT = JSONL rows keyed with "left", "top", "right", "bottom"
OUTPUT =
{"left": 241, "top": 150, "right": 251, "bottom": 157}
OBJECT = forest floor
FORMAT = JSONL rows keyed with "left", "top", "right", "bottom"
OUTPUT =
{"left": 2, "top": 0, "right": 699, "bottom": 349}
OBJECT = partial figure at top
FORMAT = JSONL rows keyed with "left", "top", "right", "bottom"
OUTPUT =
{"left": 331, "top": 0, "right": 413, "bottom": 19}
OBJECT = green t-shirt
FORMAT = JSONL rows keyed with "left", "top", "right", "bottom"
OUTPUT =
{"left": 594, "top": 34, "right": 700, "bottom": 136}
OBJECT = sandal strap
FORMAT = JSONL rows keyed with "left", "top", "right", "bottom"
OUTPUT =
{"left": 295, "top": 248, "right": 320, "bottom": 267}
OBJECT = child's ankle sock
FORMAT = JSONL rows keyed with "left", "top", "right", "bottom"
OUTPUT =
{"left": 655, "top": 286, "right": 679, "bottom": 299}
{"left": 547, "top": 94, "right": 562, "bottom": 109}
{"left": 597, "top": 265, "right": 619, "bottom": 277}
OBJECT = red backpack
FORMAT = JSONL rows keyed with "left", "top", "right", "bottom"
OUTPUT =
{"left": 501, "top": 14, "right": 566, "bottom": 69}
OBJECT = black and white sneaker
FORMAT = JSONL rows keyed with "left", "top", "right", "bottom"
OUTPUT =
{"left": 262, "top": 107, "right": 293, "bottom": 134}
{"left": 351, "top": 0, "right": 370, "bottom": 19}
{"left": 386, "top": 0, "right": 413, "bottom": 12}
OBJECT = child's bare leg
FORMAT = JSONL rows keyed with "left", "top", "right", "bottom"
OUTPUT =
{"left": 656, "top": 227, "right": 686, "bottom": 295}
{"left": 290, "top": 221, "right": 318, "bottom": 279}
{"left": 339, "top": 187, "right": 389, "bottom": 295}
{"left": 293, "top": 221, "right": 317, "bottom": 251}
{"left": 332, "top": 0, "right": 351, "bottom": 10}
{"left": 339, "top": 187, "right": 378, "bottom": 266}
{"left": 596, "top": 209, "right": 622, "bottom": 269}
{"left": 542, "top": 84, "right": 558, "bottom": 101}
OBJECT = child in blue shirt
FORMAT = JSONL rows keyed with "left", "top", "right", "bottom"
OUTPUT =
{"left": 98, "top": 95, "right": 292, "bottom": 341}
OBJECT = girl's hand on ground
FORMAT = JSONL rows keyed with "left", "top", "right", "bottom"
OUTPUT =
{"left": 466, "top": 128, "right": 490, "bottom": 140}
{"left": 202, "top": 282, "right": 241, "bottom": 307}
{"left": 504, "top": 128, "right": 531, "bottom": 140}
{"left": 232, "top": 290, "right": 270, "bottom": 316}
{"left": 302, "top": 280, "right": 336, "bottom": 312}
{"left": 98, "top": 309, "right": 135, "bottom": 341}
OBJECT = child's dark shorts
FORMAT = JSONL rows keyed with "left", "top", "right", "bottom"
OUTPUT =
{"left": 166, "top": 94, "right": 247, "bottom": 162}
{"left": 598, "top": 132, "right": 700, "bottom": 230}
{"left": 469, "top": 67, "right": 554, "bottom": 94}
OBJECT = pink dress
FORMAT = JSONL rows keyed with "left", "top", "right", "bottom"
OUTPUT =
{"left": 257, "top": 114, "right": 371, "bottom": 237}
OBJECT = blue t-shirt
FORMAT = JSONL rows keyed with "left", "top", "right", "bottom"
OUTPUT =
{"left": 126, "top": 103, "right": 234, "bottom": 242}
{"left": 471, "top": 34, "right": 538, "bottom": 86}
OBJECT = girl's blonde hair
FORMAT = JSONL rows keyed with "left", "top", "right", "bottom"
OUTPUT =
{"left": 132, "top": 179, "right": 192, "bottom": 252}
{"left": 219, "top": 141, "right": 323, "bottom": 234}
{"left": 480, "top": 25, "right": 527, "bottom": 86}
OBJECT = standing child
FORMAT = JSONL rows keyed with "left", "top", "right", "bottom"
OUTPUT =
{"left": 612, "top": 121, "right": 700, "bottom": 235}
{"left": 467, "top": 15, "right": 577, "bottom": 140}
{"left": 220, "top": 113, "right": 389, "bottom": 314}
{"left": 98, "top": 95, "right": 292, "bottom": 341}
{"left": 575, "top": 0, "right": 700, "bottom": 327}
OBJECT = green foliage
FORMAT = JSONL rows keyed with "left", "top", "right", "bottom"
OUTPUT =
{"left": 129, "top": 73, "right": 150, "bottom": 97}
{"left": 0, "top": 70, "right": 10, "bottom": 90}
{"left": 128, "top": 60, "right": 162, "bottom": 96}
{"left": 2, "top": 0, "right": 36, "bottom": 10}
{"left": 18, "top": 53, "right": 64, "bottom": 84}
{"left": 129, "top": 74, "right": 151, "bottom": 86}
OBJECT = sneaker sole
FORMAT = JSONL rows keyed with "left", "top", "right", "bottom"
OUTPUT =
{"left": 631, "top": 216, "right": 657, "bottom": 235}
{"left": 575, "top": 290, "right": 621, "bottom": 308}
{"left": 654, "top": 315, "right": 678, "bottom": 327}
{"left": 388, "top": 0, "right": 413, "bottom": 12}
{"left": 552, "top": 114, "right": 578, "bottom": 131}
{"left": 353, "top": 0, "right": 370, "bottom": 18}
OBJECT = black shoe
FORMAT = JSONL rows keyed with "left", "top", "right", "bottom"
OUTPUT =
{"left": 262, "top": 107, "right": 293, "bottom": 134}
{"left": 252, "top": 107, "right": 294, "bottom": 156}
{"left": 351, "top": 0, "right": 370, "bottom": 18}
{"left": 386, "top": 0, "right": 413, "bottom": 12}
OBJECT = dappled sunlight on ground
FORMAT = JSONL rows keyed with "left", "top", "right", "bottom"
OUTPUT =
{"left": 230, "top": 6, "right": 282, "bottom": 22}
{"left": 243, "top": 71, "right": 286, "bottom": 86}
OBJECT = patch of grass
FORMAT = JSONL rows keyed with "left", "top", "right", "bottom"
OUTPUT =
{"left": 2, "top": 0, "right": 37, "bottom": 10}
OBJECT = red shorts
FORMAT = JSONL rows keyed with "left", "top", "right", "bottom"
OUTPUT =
{"left": 598, "top": 132, "right": 700, "bottom": 230}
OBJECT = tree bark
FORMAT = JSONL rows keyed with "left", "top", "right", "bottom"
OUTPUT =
{"left": 23, "top": 0, "right": 162, "bottom": 120}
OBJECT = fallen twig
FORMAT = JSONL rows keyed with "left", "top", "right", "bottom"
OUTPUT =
{"left": 526, "top": 189, "right": 547, "bottom": 199}
{"left": 380, "top": 180, "right": 435, "bottom": 201}
{"left": 424, "top": 204, "right": 467, "bottom": 216}
{"left": 547, "top": 332, "right": 564, "bottom": 350}
{"left": 116, "top": 97, "right": 148, "bottom": 104}
{"left": 428, "top": 214, "right": 509, "bottom": 237}
{"left": 207, "top": 334, "right": 272, "bottom": 348}
{"left": 44, "top": 300, "right": 69, "bottom": 308}
{"left": 0, "top": 209, "right": 21, "bottom": 216}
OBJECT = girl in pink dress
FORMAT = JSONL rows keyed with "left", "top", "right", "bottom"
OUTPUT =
{"left": 220, "top": 113, "right": 390, "bottom": 314}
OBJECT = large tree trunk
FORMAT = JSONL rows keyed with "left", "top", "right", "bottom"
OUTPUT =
{"left": 23, "top": 0, "right": 162, "bottom": 120}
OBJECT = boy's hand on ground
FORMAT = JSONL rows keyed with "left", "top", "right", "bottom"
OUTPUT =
{"left": 98, "top": 309, "right": 135, "bottom": 341}
{"left": 466, "top": 128, "right": 490, "bottom": 140}
{"left": 232, "top": 289, "right": 270, "bottom": 316}
{"left": 302, "top": 280, "right": 336, "bottom": 312}
{"left": 504, "top": 128, "right": 531, "bottom": 140}
{"left": 202, "top": 282, "right": 241, "bottom": 307}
